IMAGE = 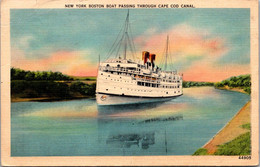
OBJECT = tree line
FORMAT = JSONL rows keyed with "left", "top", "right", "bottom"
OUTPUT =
{"left": 214, "top": 74, "right": 251, "bottom": 94}
{"left": 183, "top": 81, "right": 214, "bottom": 88}
{"left": 11, "top": 68, "right": 74, "bottom": 81}
{"left": 11, "top": 80, "right": 96, "bottom": 98}
{"left": 11, "top": 68, "right": 96, "bottom": 99}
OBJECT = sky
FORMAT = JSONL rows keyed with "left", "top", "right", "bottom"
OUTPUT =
{"left": 11, "top": 9, "right": 250, "bottom": 82}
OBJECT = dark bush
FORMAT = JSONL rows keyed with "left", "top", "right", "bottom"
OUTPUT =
{"left": 214, "top": 74, "right": 251, "bottom": 94}
{"left": 11, "top": 68, "right": 73, "bottom": 81}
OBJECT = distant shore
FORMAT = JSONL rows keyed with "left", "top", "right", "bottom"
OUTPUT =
{"left": 11, "top": 85, "right": 239, "bottom": 103}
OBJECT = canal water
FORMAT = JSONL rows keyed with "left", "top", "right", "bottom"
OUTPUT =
{"left": 11, "top": 87, "right": 250, "bottom": 156}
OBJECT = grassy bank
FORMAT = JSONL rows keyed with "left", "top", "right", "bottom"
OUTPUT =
{"left": 193, "top": 101, "right": 251, "bottom": 155}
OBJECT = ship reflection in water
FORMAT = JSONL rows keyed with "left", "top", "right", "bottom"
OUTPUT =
{"left": 107, "top": 132, "right": 155, "bottom": 150}
{"left": 97, "top": 101, "right": 184, "bottom": 154}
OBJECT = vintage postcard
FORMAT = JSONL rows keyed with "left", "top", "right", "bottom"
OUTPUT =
{"left": 1, "top": 0, "right": 259, "bottom": 166}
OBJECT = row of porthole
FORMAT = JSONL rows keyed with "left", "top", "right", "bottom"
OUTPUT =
{"left": 105, "top": 87, "right": 181, "bottom": 94}
{"left": 104, "top": 77, "right": 179, "bottom": 88}
{"left": 101, "top": 72, "right": 181, "bottom": 83}
{"left": 105, "top": 78, "right": 134, "bottom": 83}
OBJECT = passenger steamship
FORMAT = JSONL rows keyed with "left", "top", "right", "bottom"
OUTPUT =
{"left": 96, "top": 11, "right": 183, "bottom": 105}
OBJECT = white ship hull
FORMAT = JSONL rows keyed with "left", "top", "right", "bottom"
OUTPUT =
{"left": 96, "top": 93, "right": 181, "bottom": 106}
{"left": 95, "top": 11, "right": 183, "bottom": 106}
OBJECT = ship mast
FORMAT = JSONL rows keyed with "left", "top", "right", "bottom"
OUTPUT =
{"left": 164, "top": 35, "right": 169, "bottom": 71}
{"left": 124, "top": 10, "right": 129, "bottom": 59}
{"left": 106, "top": 10, "right": 136, "bottom": 61}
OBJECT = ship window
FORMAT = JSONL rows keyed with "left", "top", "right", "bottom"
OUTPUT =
{"left": 106, "top": 89, "right": 108, "bottom": 91}
{"left": 101, "top": 73, "right": 103, "bottom": 75}
{"left": 178, "top": 86, "right": 179, "bottom": 88}
{"left": 106, "top": 78, "right": 107, "bottom": 79}
{"left": 108, "top": 75, "right": 110, "bottom": 77}
{"left": 166, "top": 92, "right": 168, "bottom": 94}
{"left": 120, "top": 77, "right": 121, "bottom": 79}
{"left": 174, "top": 91, "right": 176, "bottom": 93}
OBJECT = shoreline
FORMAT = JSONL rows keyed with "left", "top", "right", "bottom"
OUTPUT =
{"left": 193, "top": 86, "right": 251, "bottom": 155}
{"left": 202, "top": 101, "right": 251, "bottom": 154}
{"left": 11, "top": 85, "right": 213, "bottom": 102}
{"left": 215, "top": 86, "right": 247, "bottom": 94}
{"left": 11, "top": 86, "right": 245, "bottom": 103}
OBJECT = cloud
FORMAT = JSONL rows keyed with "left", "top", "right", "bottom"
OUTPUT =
{"left": 11, "top": 48, "right": 98, "bottom": 76}
{"left": 134, "top": 23, "right": 249, "bottom": 81}
{"left": 135, "top": 24, "right": 228, "bottom": 63}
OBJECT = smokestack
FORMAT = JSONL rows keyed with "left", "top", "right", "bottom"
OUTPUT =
{"left": 149, "top": 53, "right": 156, "bottom": 64}
{"left": 142, "top": 51, "right": 150, "bottom": 64}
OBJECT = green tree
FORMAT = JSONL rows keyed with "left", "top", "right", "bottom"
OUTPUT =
{"left": 24, "top": 71, "right": 35, "bottom": 81}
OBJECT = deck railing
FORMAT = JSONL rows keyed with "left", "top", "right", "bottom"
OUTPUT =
{"left": 99, "top": 66, "right": 182, "bottom": 81}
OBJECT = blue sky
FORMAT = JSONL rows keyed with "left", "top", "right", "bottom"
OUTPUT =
{"left": 10, "top": 9, "right": 250, "bottom": 81}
